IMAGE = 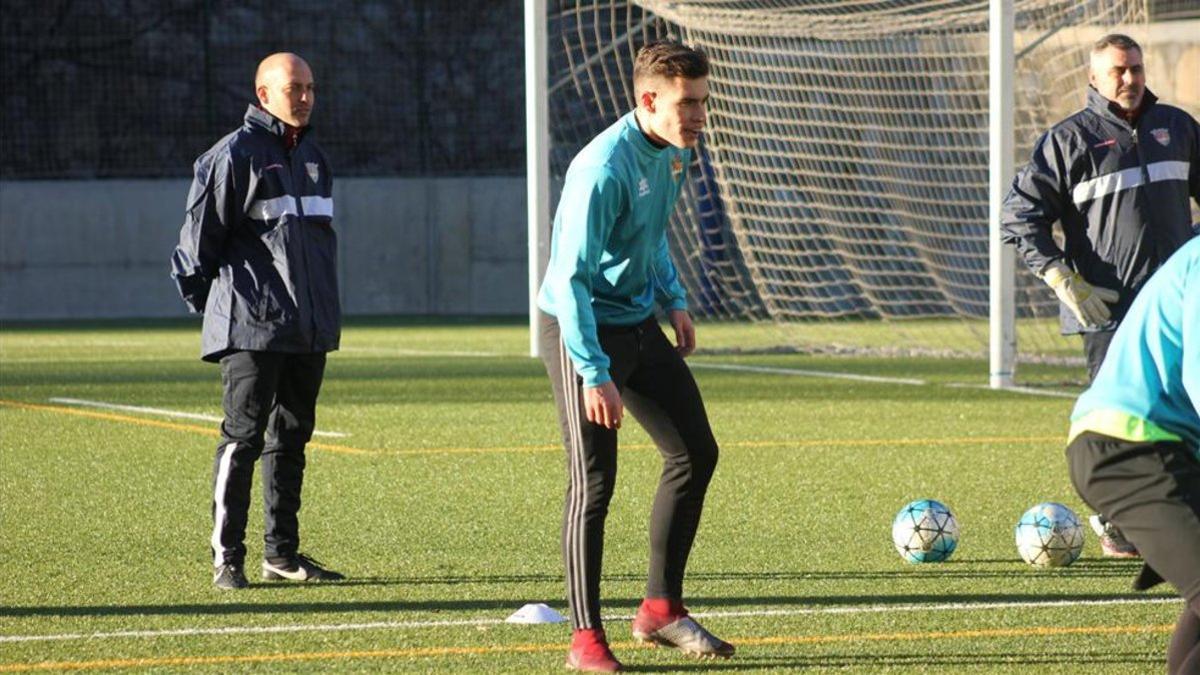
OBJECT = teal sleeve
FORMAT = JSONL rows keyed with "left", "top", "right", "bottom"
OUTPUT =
{"left": 544, "top": 167, "right": 624, "bottom": 386}
{"left": 1184, "top": 259, "right": 1200, "bottom": 420}
{"left": 651, "top": 234, "right": 687, "bottom": 312}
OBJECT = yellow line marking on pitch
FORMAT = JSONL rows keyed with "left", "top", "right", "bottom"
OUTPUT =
{"left": 0, "top": 623, "right": 1173, "bottom": 671}
{"left": 0, "top": 400, "right": 369, "bottom": 456}
{"left": 0, "top": 399, "right": 1060, "bottom": 457}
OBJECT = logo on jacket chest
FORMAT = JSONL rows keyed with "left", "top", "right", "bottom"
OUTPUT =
{"left": 1150, "top": 128, "right": 1170, "bottom": 146}
{"left": 306, "top": 162, "right": 320, "bottom": 183}
{"left": 637, "top": 176, "right": 651, "bottom": 197}
{"left": 671, "top": 156, "right": 683, "bottom": 180}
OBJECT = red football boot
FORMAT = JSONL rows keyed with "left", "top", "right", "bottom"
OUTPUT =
{"left": 566, "top": 628, "right": 623, "bottom": 672}
{"left": 631, "top": 599, "right": 735, "bottom": 659}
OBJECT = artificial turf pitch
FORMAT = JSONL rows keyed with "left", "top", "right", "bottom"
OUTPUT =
{"left": 0, "top": 318, "right": 1179, "bottom": 672}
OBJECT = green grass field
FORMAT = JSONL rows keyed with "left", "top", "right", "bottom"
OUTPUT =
{"left": 0, "top": 318, "right": 1179, "bottom": 672}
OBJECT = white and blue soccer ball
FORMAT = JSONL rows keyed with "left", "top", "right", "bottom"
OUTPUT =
{"left": 1014, "top": 502, "right": 1084, "bottom": 567}
{"left": 892, "top": 499, "right": 959, "bottom": 563}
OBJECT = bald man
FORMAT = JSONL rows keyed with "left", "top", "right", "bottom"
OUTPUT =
{"left": 172, "top": 53, "right": 344, "bottom": 589}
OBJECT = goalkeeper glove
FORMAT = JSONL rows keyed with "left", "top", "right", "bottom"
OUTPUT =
{"left": 1041, "top": 261, "right": 1120, "bottom": 328}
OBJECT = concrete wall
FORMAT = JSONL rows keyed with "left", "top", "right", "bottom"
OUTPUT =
{"left": 4, "top": 20, "right": 1196, "bottom": 322}
{"left": 0, "top": 177, "right": 527, "bottom": 320}
{"left": 1030, "top": 21, "right": 1200, "bottom": 122}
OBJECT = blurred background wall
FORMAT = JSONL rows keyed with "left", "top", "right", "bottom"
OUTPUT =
{"left": 1, "top": 0, "right": 528, "bottom": 319}
{"left": 0, "top": 0, "right": 1196, "bottom": 320}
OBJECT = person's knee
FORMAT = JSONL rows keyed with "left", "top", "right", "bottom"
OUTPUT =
{"left": 690, "top": 439, "right": 719, "bottom": 481}
{"left": 218, "top": 437, "right": 264, "bottom": 460}
{"left": 574, "top": 464, "right": 617, "bottom": 512}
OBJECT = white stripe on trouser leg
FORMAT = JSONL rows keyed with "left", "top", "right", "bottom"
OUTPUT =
{"left": 561, "top": 340, "right": 588, "bottom": 628}
{"left": 210, "top": 442, "right": 237, "bottom": 566}
{"left": 569, "top": 349, "right": 589, "bottom": 628}
{"left": 569, "top": 348, "right": 588, "bottom": 628}
{"left": 560, "top": 341, "right": 583, "bottom": 627}
{"left": 558, "top": 342, "right": 577, "bottom": 626}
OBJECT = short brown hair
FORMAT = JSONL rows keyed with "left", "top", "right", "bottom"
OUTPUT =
{"left": 633, "top": 40, "right": 709, "bottom": 88}
{"left": 1092, "top": 33, "right": 1141, "bottom": 55}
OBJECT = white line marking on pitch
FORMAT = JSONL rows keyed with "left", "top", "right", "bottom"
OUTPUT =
{"left": 0, "top": 617, "right": 507, "bottom": 643}
{"left": 339, "top": 347, "right": 517, "bottom": 358}
{"left": 946, "top": 383, "right": 1079, "bottom": 399}
{"left": 0, "top": 596, "right": 1178, "bottom": 643}
{"left": 47, "top": 398, "right": 349, "bottom": 438}
{"left": 691, "top": 362, "right": 927, "bottom": 385}
{"left": 695, "top": 362, "right": 1083, "bottom": 400}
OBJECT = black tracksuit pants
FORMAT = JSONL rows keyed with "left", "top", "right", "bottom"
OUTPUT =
{"left": 1082, "top": 329, "right": 1116, "bottom": 384}
{"left": 1067, "top": 431, "right": 1200, "bottom": 674}
{"left": 540, "top": 313, "right": 719, "bottom": 630}
{"left": 210, "top": 350, "right": 326, "bottom": 566}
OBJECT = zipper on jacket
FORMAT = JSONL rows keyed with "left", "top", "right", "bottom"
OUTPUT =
{"left": 1131, "top": 130, "right": 1151, "bottom": 184}
{"left": 291, "top": 151, "right": 320, "bottom": 352}
{"left": 1130, "top": 126, "right": 1160, "bottom": 270}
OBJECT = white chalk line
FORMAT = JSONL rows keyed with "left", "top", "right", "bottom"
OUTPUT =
{"left": 339, "top": 346, "right": 517, "bottom": 358}
{"left": 947, "top": 383, "right": 1079, "bottom": 399}
{"left": 13, "top": 345, "right": 1080, "bottom": 401}
{"left": 47, "top": 398, "right": 349, "bottom": 438}
{"left": 0, "top": 596, "right": 1178, "bottom": 644}
{"left": 689, "top": 361, "right": 927, "bottom": 385}
{"left": 692, "top": 362, "right": 1083, "bottom": 400}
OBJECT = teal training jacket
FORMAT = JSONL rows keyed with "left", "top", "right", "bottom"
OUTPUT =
{"left": 538, "top": 111, "right": 689, "bottom": 386}
{"left": 1070, "top": 235, "right": 1200, "bottom": 452}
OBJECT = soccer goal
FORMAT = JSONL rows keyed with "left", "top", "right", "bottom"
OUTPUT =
{"left": 526, "top": 0, "right": 1148, "bottom": 384}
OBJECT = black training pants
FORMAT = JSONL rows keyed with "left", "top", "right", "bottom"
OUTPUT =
{"left": 1081, "top": 330, "right": 1116, "bottom": 384}
{"left": 210, "top": 350, "right": 327, "bottom": 566}
{"left": 540, "top": 313, "right": 720, "bottom": 630}
{"left": 1067, "top": 432, "right": 1200, "bottom": 674}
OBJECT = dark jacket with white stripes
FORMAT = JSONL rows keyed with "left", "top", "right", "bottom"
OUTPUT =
{"left": 171, "top": 105, "right": 340, "bottom": 361}
{"left": 1000, "top": 86, "right": 1200, "bottom": 334}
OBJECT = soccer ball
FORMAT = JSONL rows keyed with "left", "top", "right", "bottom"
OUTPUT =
{"left": 892, "top": 499, "right": 959, "bottom": 563}
{"left": 1014, "top": 502, "right": 1084, "bottom": 567}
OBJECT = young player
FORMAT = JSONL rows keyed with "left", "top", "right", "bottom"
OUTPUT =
{"left": 537, "top": 40, "right": 734, "bottom": 671}
{"left": 1067, "top": 235, "right": 1200, "bottom": 674}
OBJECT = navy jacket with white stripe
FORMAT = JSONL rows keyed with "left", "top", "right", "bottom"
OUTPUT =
{"left": 1000, "top": 86, "right": 1200, "bottom": 334}
{"left": 171, "top": 105, "right": 340, "bottom": 361}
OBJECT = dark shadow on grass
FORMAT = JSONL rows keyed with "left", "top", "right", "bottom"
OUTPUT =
{"left": 374, "top": 560, "right": 1146, "bottom": 587}
{"left": 0, "top": 597, "right": 534, "bottom": 618}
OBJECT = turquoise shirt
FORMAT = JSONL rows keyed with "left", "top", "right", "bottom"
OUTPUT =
{"left": 538, "top": 111, "right": 690, "bottom": 386}
{"left": 1070, "top": 236, "right": 1200, "bottom": 453}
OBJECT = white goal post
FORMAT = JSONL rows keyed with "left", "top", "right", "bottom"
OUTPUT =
{"left": 527, "top": 0, "right": 1148, "bottom": 381}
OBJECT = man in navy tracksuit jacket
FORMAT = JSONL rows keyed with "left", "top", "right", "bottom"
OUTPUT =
{"left": 1000, "top": 33, "right": 1200, "bottom": 558}
{"left": 1001, "top": 34, "right": 1199, "bottom": 374}
{"left": 171, "top": 53, "right": 343, "bottom": 589}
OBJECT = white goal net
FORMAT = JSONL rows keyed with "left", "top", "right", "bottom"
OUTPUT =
{"left": 545, "top": 0, "right": 1147, "bottom": 365}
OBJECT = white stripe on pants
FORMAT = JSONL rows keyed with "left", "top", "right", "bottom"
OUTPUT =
{"left": 211, "top": 442, "right": 237, "bottom": 566}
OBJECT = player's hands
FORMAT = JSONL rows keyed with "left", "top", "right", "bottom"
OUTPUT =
{"left": 668, "top": 309, "right": 696, "bottom": 357}
{"left": 1042, "top": 261, "right": 1121, "bottom": 328}
{"left": 584, "top": 381, "right": 623, "bottom": 429}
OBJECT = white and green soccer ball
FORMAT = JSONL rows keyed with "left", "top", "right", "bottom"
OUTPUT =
{"left": 892, "top": 499, "right": 959, "bottom": 563}
{"left": 1014, "top": 502, "right": 1084, "bottom": 567}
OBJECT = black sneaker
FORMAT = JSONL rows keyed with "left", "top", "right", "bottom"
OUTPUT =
{"left": 213, "top": 563, "right": 249, "bottom": 590}
{"left": 262, "top": 553, "right": 345, "bottom": 582}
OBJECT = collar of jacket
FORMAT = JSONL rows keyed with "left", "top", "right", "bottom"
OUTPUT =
{"left": 243, "top": 104, "right": 311, "bottom": 146}
{"left": 1085, "top": 85, "right": 1158, "bottom": 128}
